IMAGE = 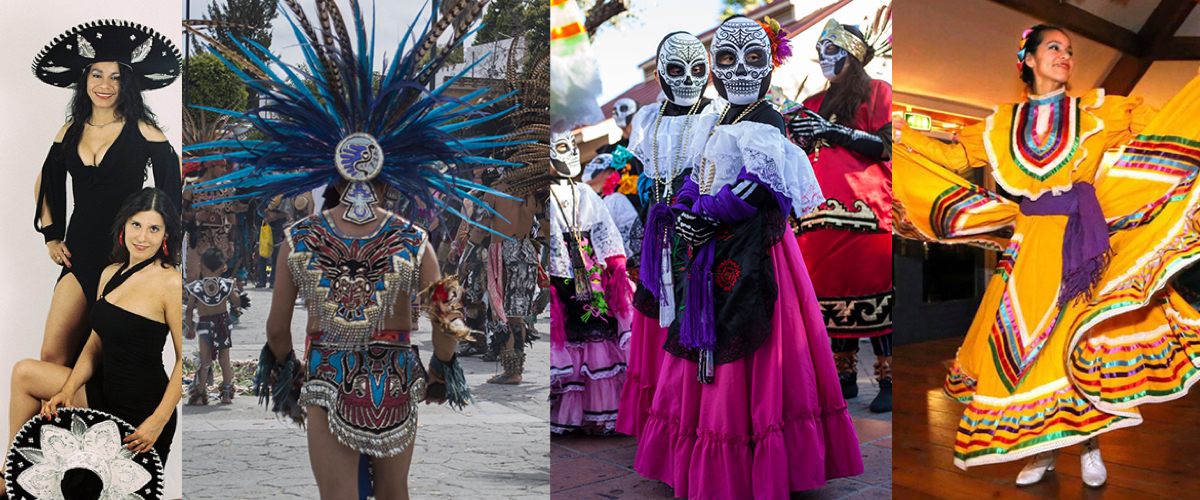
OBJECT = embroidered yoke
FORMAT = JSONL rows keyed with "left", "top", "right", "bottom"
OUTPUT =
{"left": 287, "top": 211, "right": 426, "bottom": 347}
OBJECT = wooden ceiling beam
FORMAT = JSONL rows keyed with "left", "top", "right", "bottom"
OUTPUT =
{"left": 1144, "top": 0, "right": 1199, "bottom": 56}
{"left": 1100, "top": 56, "right": 1155, "bottom": 95}
{"left": 986, "top": 0, "right": 1139, "bottom": 54}
{"left": 1100, "top": 0, "right": 1196, "bottom": 95}
{"left": 1153, "top": 37, "right": 1200, "bottom": 60}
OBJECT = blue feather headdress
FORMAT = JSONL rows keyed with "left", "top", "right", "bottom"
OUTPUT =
{"left": 186, "top": 0, "right": 523, "bottom": 229}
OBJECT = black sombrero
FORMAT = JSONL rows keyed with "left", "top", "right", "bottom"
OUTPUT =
{"left": 4, "top": 407, "right": 164, "bottom": 500}
{"left": 31, "top": 19, "right": 181, "bottom": 91}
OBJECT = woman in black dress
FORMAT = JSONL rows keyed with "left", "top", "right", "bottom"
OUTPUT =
{"left": 32, "top": 20, "right": 182, "bottom": 366}
{"left": 4, "top": 187, "right": 183, "bottom": 494}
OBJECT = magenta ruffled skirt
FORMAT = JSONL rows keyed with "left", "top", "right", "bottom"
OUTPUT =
{"left": 615, "top": 313, "right": 666, "bottom": 436}
{"left": 633, "top": 232, "right": 864, "bottom": 499}
{"left": 550, "top": 338, "right": 627, "bottom": 434}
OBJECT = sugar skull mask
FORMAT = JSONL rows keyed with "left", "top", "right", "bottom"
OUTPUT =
{"left": 711, "top": 17, "right": 772, "bottom": 105}
{"left": 612, "top": 98, "right": 638, "bottom": 128}
{"left": 550, "top": 130, "right": 581, "bottom": 178}
{"left": 656, "top": 32, "right": 709, "bottom": 107}
{"left": 817, "top": 40, "right": 848, "bottom": 80}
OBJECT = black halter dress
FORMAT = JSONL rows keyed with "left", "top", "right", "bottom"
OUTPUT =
{"left": 88, "top": 258, "right": 178, "bottom": 462}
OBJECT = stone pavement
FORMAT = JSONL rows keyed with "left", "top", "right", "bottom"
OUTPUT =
{"left": 183, "top": 285, "right": 550, "bottom": 499}
{"left": 550, "top": 338, "right": 892, "bottom": 499}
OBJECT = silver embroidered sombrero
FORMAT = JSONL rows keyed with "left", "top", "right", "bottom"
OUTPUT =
{"left": 4, "top": 408, "right": 163, "bottom": 500}
{"left": 32, "top": 19, "right": 181, "bottom": 90}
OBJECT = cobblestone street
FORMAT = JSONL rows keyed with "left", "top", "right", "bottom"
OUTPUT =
{"left": 182, "top": 286, "right": 551, "bottom": 499}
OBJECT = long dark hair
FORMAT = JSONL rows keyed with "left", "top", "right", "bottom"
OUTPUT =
{"left": 66, "top": 62, "right": 160, "bottom": 143}
{"left": 820, "top": 25, "right": 875, "bottom": 130}
{"left": 1019, "top": 25, "right": 1067, "bottom": 90}
{"left": 110, "top": 187, "right": 182, "bottom": 267}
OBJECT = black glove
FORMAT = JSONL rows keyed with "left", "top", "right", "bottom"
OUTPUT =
{"left": 788, "top": 108, "right": 837, "bottom": 142}
{"left": 675, "top": 209, "right": 718, "bottom": 247}
{"left": 788, "top": 109, "right": 890, "bottom": 160}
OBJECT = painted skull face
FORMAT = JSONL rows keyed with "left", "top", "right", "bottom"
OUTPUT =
{"left": 817, "top": 40, "right": 848, "bottom": 80}
{"left": 656, "top": 33, "right": 709, "bottom": 107}
{"left": 550, "top": 130, "right": 581, "bottom": 178}
{"left": 711, "top": 17, "right": 772, "bottom": 105}
{"left": 582, "top": 153, "right": 614, "bottom": 182}
{"left": 612, "top": 98, "right": 638, "bottom": 128}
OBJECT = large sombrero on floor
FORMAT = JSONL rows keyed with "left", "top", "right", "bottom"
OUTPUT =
{"left": 32, "top": 19, "right": 181, "bottom": 90}
{"left": 4, "top": 408, "right": 164, "bottom": 500}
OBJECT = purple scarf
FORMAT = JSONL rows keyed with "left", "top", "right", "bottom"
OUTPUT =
{"left": 678, "top": 175, "right": 759, "bottom": 352}
{"left": 1019, "top": 183, "right": 1110, "bottom": 307}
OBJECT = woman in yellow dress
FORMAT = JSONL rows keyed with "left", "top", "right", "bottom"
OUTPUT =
{"left": 893, "top": 24, "right": 1200, "bottom": 487}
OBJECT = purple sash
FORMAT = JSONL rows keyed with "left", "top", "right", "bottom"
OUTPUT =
{"left": 1018, "top": 183, "right": 1109, "bottom": 307}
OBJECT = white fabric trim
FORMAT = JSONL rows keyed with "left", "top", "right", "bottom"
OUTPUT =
{"left": 603, "top": 194, "right": 639, "bottom": 256}
{"left": 547, "top": 182, "right": 626, "bottom": 278}
{"left": 689, "top": 117, "right": 825, "bottom": 215}
{"left": 629, "top": 102, "right": 720, "bottom": 182}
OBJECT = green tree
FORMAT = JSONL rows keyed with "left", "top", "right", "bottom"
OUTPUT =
{"left": 418, "top": 44, "right": 466, "bottom": 67}
{"left": 474, "top": 0, "right": 548, "bottom": 75}
{"left": 522, "top": 0, "right": 549, "bottom": 74}
{"left": 195, "top": 0, "right": 279, "bottom": 60}
{"left": 186, "top": 53, "right": 249, "bottom": 127}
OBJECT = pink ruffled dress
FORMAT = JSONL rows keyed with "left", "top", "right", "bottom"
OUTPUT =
{"left": 547, "top": 182, "right": 634, "bottom": 434}
{"left": 632, "top": 112, "right": 865, "bottom": 499}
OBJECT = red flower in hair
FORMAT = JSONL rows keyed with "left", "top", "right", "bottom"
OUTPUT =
{"left": 757, "top": 16, "right": 792, "bottom": 68}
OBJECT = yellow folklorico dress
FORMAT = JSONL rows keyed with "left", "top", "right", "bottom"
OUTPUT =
{"left": 894, "top": 75, "right": 1200, "bottom": 469}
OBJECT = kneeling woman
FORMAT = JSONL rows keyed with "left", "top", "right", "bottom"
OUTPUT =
{"left": 3, "top": 187, "right": 183, "bottom": 494}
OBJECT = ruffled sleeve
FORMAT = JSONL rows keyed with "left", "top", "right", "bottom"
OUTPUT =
{"left": 898, "top": 119, "right": 990, "bottom": 174}
{"left": 579, "top": 185, "right": 626, "bottom": 263}
{"left": 693, "top": 122, "right": 825, "bottom": 216}
{"left": 35, "top": 143, "right": 67, "bottom": 243}
{"left": 148, "top": 141, "right": 183, "bottom": 220}
{"left": 1094, "top": 91, "right": 1157, "bottom": 150}
{"left": 627, "top": 103, "right": 658, "bottom": 168}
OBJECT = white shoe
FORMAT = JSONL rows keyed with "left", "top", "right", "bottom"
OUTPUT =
{"left": 1015, "top": 450, "right": 1059, "bottom": 486}
{"left": 1081, "top": 437, "right": 1107, "bottom": 487}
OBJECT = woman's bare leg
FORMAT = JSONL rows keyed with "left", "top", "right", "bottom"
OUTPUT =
{"left": 307, "top": 406, "right": 362, "bottom": 500}
{"left": 4, "top": 359, "right": 87, "bottom": 488}
{"left": 371, "top": 439, "right": 414, "bottom": 500}
{"left": 40, "top": 273, "right": 90, "bottom": 365}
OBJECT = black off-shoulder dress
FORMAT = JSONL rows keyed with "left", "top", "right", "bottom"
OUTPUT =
{"left": 35, "top": 119, "right": 182, "bottom": 307}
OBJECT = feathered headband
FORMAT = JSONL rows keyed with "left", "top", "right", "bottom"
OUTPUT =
{"left": 817, "top": 18, "right": 867, "bottom": 63}
{"left": 757, "top": 16, "right": 792, "bottom": 68}
{"left": 186, "top": 0, "right": 523, "bottom": 232}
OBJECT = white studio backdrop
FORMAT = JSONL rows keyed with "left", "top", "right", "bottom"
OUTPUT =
{"left": 0, "top": 2, "right": 184, "bottom": 498}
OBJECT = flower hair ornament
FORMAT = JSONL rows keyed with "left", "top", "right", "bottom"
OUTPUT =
{"left": 186, "top": 0, "right": 524, "bottom": 233}
{"left": 1018, "top": 27, "right": 1034, "bottom": 74}
{"left": 757, "top": 16, "right": 793, "bottom": 68}
{"left": 4, "top": 408, "right": 164, "bottom": 500}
